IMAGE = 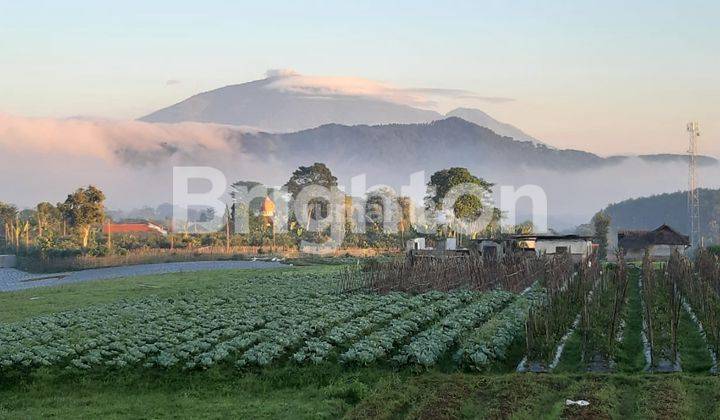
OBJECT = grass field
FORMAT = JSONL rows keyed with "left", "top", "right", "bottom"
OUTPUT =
{"left": 1, "top": 265, "right": 719, "bottom": 419}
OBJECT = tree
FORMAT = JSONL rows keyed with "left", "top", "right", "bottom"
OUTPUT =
{"left": 425, "top": 167, "right": 493, "bottom": 220}
{"left": 284, "top": 163, "right": 338, "bottom": 198}
{"left": 56, "top": 201, "right": 70, "bottom": 236}
{"left": 592, "top": 211, "right": 611, "bottom": 259}
{"left": 284, "top": 163, "right": 338, "bottom": 228}
{"left": 0, "top": 202, "right": 18, "bottom": 247}
{"left": 61, "top": 186, "right": 106, "bottom": 248}
{"left": 513, "top": 221, "right": 535, "bottom": 235}
{"left": 36, "top": 202, "right": 61, "bottom": 238}
{"left": 198, "top": 207, "right": 215, "bottom": 223}
{"left": 397, "top": 196, "right": 413, "bottom": 243}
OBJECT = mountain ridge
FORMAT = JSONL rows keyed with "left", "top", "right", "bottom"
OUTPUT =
{"left": 139, "top": 73, "right": 547, "bottom": 146}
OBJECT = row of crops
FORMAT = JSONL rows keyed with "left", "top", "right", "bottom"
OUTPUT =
{"left": 7, "top": 250, "right": 720, "bottom": 376}
{"left": 0, "top": 270, "right": 548, "bottom": 373}
{"left": 514, "top": 249, "right": 720, "bottom": 374}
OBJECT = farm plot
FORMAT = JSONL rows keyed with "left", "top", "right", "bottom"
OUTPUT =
{"left": 0, "top": 270, "right": 524, "bottom": 373}
{"left": 519, "top": 254, "right": 599, "bottom": 371}
{"left": 675, "top": 250, "right": 720, "bottom": 372}
{"left": 577, "top": 254, "right": 630, "bottom": 371}
{"left": 641, "top": 251, "right": 683, "bottom": 371}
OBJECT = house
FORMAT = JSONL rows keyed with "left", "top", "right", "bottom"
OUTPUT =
{"left": 436, "top": 237, "right": 458, "bottom": 251}
{"left": 405, "top": 238, "right": 427, "bottom": 251}
{"left": 617, "top": 224, "right": 690, "bottom": 260}
{"left": 468, "top": 238, "right": 505, "bottom": 260}
{"left": 512, "top": 234, "right": 594, "bottom": 262}
{"left": 103, "top": 222, "right": 168, "bottom": 236}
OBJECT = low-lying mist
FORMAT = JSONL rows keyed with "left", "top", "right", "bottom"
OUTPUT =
{"left": 1, "top": 113, "right": 716, "bottom": 231}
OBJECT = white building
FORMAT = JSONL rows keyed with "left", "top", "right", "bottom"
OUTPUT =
{"left": 513, "top": 234, "right": 595, "bottom": 262}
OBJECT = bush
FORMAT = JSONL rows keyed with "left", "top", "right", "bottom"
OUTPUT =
{"left": 707, "top": 245, "right": 720, "bottom": 257}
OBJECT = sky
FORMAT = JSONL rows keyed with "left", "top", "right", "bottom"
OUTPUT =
{"left": 1, "top": 0, "right": 718, "bottom": 156}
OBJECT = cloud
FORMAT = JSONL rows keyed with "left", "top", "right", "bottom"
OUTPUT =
{"left": 265, "top": 68, "right": 300, "bottom": 78}
{"left": 406, "top": 88, "right": 515, "bottom": 104}
{"left": 165, "top": 79, "right": 181, "bottom": 86}
{"left": 0, "top": 113, "right": 281, "bottom": 208}
{"left": 262, "top": 69, "right": 512, "bottom": 109}
{"left": 0, "top": 113, "right": 237, "bottom": 164}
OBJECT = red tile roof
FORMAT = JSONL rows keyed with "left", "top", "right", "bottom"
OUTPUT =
{"left": 103, "top": 222, "right": 167, "bottom": 235}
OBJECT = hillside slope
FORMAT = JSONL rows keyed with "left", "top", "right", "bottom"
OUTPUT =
{"left": 604, "top": 189, "right": 720, "bottom": 242}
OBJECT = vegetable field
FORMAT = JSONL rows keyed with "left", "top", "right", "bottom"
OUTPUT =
{"left": 4, "top": 252, "right": 720, "bottom": 377}
{"left": 4, "top": 257, "right": 720, "bottom": 418}
{"left": 0, "top": 270, "right": 543, "bottom": 373}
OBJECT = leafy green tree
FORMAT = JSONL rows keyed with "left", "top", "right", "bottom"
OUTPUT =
{"left": 0, "top": 202, "right": 18, "bottom": 247}
{"left": 513, "top": 221, "right": 535, "bottom": 235}
{"left": 592, "top": 211, "right": 611, "bottom": 259}
{"left": 36, "top": 202, "right": 61, "bottom": 238}
{"left": 425, "top": 167, "right": 493, "bottom": 220}
{"left": 284, "top": 163, "right": 338, "bottom": 198}
{"left": 61, "top": 186, "right": 106, "bottom": 248}
{"left": 285, "top": 163, "right": 338, "bottom": 229}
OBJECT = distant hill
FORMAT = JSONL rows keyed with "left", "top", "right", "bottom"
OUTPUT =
{"left": 234, "top": 117, "right": 605, "bottom": 174}
{"left": 604, "top": 189, "right": 720, "bottom": 243}
{"left": 229, "top": 117, "right": 716, "bottom": 174}
{"left": 445, "top": 107, "right": 545, "bottom": 146}
{"left": 139, "top": 72, "right": 547, "bottom": 145}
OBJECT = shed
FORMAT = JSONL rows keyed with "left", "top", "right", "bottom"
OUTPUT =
{"left": 617, "top": 224, "right": 690, "bottom": 260}
{"left": 405, "top": 238, "right": 427, "bottom": 251}
{"left": 512, "top": 234, "right": 594, "bottom": 262}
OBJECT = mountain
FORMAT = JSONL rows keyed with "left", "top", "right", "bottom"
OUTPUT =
{"left": 140, "top": 76, "right": 442, "bottom": 131}
{"left": 445, "top": 107, "right": 545, "bottom": 145}
{"left": 135, "top": 73, "right": 720, "bottom": 231}
{"left": 231, "top": 117, "right": 716, "bottom": 174}
{"left": 220, "top": 118, "right": 718, "bottom": 231}
{"left": 139, "top": 73, "right": 542, "bottom": 146}
{"left": 235, "top": 117, "right": 601, "bottom": 172}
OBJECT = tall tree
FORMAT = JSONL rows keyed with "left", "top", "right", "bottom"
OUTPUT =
{"left": 284, "top": 163, "right": 338, "bottom": 198}
{"left": 61, "top": 186, "right": 106, "bottom": 248}
{"left": 0, "top": 202, "right": 18, "bottom": 247}
{"left": 285, "top": 163, "right": 338, "bottom": 228}
{"left": 425, "top": 167, "right": 493, "bottom": 221}
{"left": 36, "top": 202, "right": 60, "bottom": 238}
{"left": 592, "top": 211, "right": 611, "bottom": 259}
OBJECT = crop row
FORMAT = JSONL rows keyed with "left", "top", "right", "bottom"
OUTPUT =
{"left": 0, "top": 271, "right": 533, "bottom": 372}
{"left": 393, "top": 290, "right": 515, "bottom": 367}
{"left": 455, "top": 285, "right": 546, "bottom": 369}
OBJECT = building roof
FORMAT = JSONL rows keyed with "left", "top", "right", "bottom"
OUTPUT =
{"left": 511, "top": 234, "right": 594, "bottom": 241}
{"left": 103, "top": 222, "right": 167, "bottom": 236}
{"left": 617, "top": 224, "right": 689, "bottom": 250}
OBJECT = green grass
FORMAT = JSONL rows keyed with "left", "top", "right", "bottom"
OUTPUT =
{"left": 678, "top": 306, "right": 715, "bottom": 373}
{"left": 0, "top": 265, "right": 325, "bottom": 323}
{"left": 0, "top": 364, "right": 397, "bottom": 419}
{"left": 346, "top": 373, "right": 720, "bottom": 419}
{"left": 616, "top": 268, "right": 647, "bottom": 373}
{"left": 3, "top": 266, "right": 720, "bottom": 418}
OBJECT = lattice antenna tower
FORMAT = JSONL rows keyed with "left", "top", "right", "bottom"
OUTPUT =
{"left": 687, "top": 121, "right": 701, "bottom": 247}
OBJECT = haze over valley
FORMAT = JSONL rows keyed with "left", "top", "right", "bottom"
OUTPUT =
{"left": 1, "top": 69, "right": 717, "bottom": 230}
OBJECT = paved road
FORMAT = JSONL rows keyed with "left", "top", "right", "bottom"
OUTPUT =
{"left": 0, "top": 260, "right": 286, "bottom": 292}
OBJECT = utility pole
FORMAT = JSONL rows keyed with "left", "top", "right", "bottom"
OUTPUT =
{"left": 687, "top": 121, "right": 701, "bottom": 247}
